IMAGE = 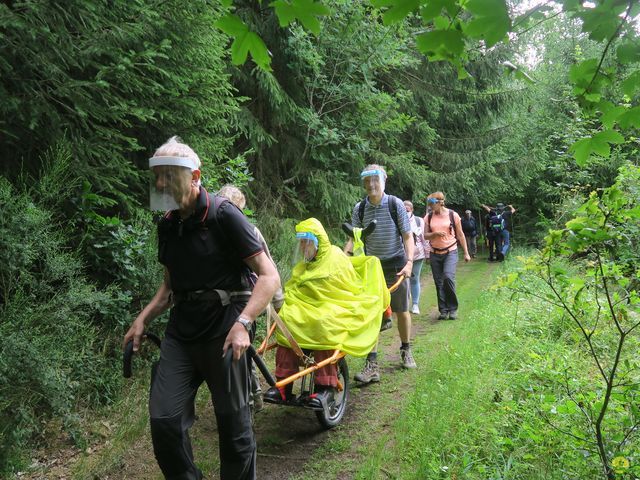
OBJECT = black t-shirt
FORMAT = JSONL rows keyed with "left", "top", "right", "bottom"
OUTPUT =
{"left": 157, "top": 187, "right": 263, "bottom": 341}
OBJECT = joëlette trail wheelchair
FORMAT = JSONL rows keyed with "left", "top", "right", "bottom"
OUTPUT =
{"left": 123, "top": 221, "right": 404, "bottom": 430}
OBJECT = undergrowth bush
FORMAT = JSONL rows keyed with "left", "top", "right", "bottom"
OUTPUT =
{"left": 0, "top": 147, "right": 158, "bottom": 473}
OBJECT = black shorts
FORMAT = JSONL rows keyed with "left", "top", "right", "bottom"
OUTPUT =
{"left": 382, "top": 260, "right": 410, "bottom": 314}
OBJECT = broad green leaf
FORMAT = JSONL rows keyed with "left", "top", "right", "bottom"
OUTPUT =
{"left": 569, "top": 138, "right": 592, "bottom": 166}
{"left": 420, "top": 0, "right": 457, "bottom": 21}
{"left": 215, "top": 15, "right": 271, "bottom": 70}
{"left": 578, "top": 6, "right": 623, "bottom": 42}
{"left": 569, "top": 59, "right": 598, "bottom": 86}
{"left": 371, "top": 0, "right": 422, "bottom": 25}
{"left": 464, "top": 0, "right": 510, "bottom": 47}
{"left": 220, "top": 0, "right": 233, "bottom": 6}
{"left": 617, "top": 42, "right": 640, "bottom": 64}
{"left": 584, "top": 92, "right": 601, "bottom": 102}
{"left": 618, "top": 106, "right": 640, "bottom": 129}
{"left": 215, "top": 14, "right": 249, "bottom": 37}
{"left": 599, "top": 103, "right": 625, "bottom": 129}
{"left": 416, "top": 29, "right": 465, "bottom": 59}
{"left": 592, "top": 129, "right": 624, "bottom": 145}
{"left": 621, "top": 70, "right": 640, "bottom": 97}
{"left": 270, "top": 0, "right": 331, "bottom": 34}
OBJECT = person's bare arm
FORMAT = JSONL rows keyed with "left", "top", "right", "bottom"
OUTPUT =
{"left": 123, "top": 268, "right": 172, "bottom": 352}
{"left": 455, "top": 218, "right": 471, "bottom": 262}
{"left": 398, "top": 231, "right": 415, "bottom": 278}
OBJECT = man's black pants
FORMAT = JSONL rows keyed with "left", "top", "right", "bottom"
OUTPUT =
{"left": 149, "top": 333, "right": 255, "bottom": 480}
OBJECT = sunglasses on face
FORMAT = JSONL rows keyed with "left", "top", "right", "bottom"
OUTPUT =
{"left": 427, "top": 198, "right": 443, "bottom": 205}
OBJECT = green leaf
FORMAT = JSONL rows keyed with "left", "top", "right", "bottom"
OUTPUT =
{"left": 215, "top": 14, "right": 248, "bottom": 37}
{"left": 463, "top": 0, "right": 510, "bottom": 47}
{"left": 569, "top": 138, "right": 592, "bottom": 166}
{"left": 371, "top": 0, "right": 422, "bottom": 25}
{"left": 215, "top": 14, "right": 271, "bottom": 70}
{"left": 416, "top": 29, "right": 465, "bottom": 60}
{"left": 621, "top": 70, "right": 640, "bottom": 97}
{"left": 569, "top": 59, "right": 598, "bottom": 87}
{"left": 618, "top": 106, "right": 640, "bottom": 129}
{"left": 600, "top": 103, "right": 625, "bottom": 129}
{"left": 270, "top": 0, "right": 331, "bottom": 34}
{"left": 420, "top": 0, "right": 457, "bottom": 21}
{"left": 617, "top": 42, "right": 640, "bottom": 64}
{"left": 220, "top": 0, "right": 233, "bottom": 6}
{"left": 593, "top": 129, "right": 624, "bottom": 145}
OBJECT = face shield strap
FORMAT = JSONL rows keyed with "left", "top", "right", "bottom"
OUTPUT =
{"left": 149, "top": 156, "right": 197, "bottom": 170}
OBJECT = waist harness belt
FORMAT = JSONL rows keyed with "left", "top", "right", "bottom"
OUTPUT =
{"left": 430, "top": 241, "right": 457, "bottom": 254}
{"left": 173, "top": 289, "right": 252, "bottom": 305}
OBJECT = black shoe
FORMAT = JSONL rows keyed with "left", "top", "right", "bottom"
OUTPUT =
{"left": 263, "top": 386, "right": 294, "bottom": 404}
{"left": 438, "top": 312, "right": 448, "bottom": 320}
{"left": 307, "top": 387, "right": 336, "bottom": 410}
{"left": 488, "top": 257, "right": 495, "bottom": 262}
{"left": 497, "top": 252, "right": 504, "bottom": 261}
{"left": 448, "top": 311, "right": 458, "bottom": 320}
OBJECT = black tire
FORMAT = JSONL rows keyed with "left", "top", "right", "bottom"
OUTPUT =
{"left": 316, "top": 357, "right": 349, "bottom": 428}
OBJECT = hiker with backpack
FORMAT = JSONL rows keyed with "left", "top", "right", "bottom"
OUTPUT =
{"left": 461, "top": 210, "right": 478, "bottom": 258}
{"left": 423, "top": 192, "right": 471, "bottom": 320}
{"left": 123, "top": 137, "right": 280, "bottom": 480}
{"left": 343, "top": 164, "right": 416, "bottom": 383}
{"left": 481, "top": 202, "right": 516, "bottom": 261}
{"left": 217, "top": 185, "right": 285, "bottom": 414}
{"left": 404, "top": 200, "right": 430, "bottom": 314}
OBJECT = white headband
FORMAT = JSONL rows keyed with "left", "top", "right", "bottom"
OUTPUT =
{"left": 149, "top": 156, "right": 198, "bottom": 171}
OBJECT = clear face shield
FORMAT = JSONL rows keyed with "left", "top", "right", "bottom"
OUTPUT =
{"left": 293, "top": 232, "right": 319, "bottom": 264}
{"left": 149, "top": 156, "right": 197, "bottom": 211}
{"left": 360, "top": 169, "right": 386, "bottom": 196}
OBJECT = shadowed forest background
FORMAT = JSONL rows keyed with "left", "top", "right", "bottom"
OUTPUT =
{"left": 1, "top": 0, "right": 639, "bottom": 478}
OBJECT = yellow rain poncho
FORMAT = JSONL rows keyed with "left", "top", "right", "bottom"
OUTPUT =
{"left": 276, "top": 218, "right": 390, "bottom": 357}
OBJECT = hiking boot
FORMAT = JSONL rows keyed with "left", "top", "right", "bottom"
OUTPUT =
{"left": 448, "top": 311, "right": 458, "bottom": 320}
{"left": 488, "top": 257, "right": 495, "bottom": 262}
{"left": 400, "top": 348, "right": 417, "bottom": 369}
{"left": 411, "top": 304, "right": 420, "bottom": 315}
{"left": 438, "top": 312, "right": 448, "bottom": 320}
{"left": 354, "top": 359, "right": 380, "bottom": 383}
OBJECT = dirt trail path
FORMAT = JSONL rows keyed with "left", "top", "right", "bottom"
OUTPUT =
{"left": 21, "top": 256, "right": 498, "bottom": 480}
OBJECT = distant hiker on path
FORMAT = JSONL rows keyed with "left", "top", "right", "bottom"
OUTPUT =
{"left": 404, "top": 200, "right": 430, "bottom": 314}
{"left": 461, "top": 209, "right": 477, "bottom": 258}
{"left": 423, "top": 192, "right": 470, "bottom": 320}
{"left": 344, "top": 164, "right": 416, "bottom": 383}
{"left": 123, "top": 137, "right": 280, "bottom": 480}
{"left": 481, "top": 203, "right": 516, "bottom": 261}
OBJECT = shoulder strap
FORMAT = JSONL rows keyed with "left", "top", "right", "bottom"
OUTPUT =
{"left": 415, "top": 216, "right": 423, "bottom": 228}
{"left": 387, "top": 195, "right": 401, "bottom": 236}
{"left": 427, "top": 212, "right": 433, "bottom": 231}
{"left": 358, "top": 196, "right": 367, "bottom": 225}
{"left": 449, "top": 210, "right": 456, "bottom": 238}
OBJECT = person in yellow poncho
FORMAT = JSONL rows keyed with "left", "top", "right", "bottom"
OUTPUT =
{"left": 263, "top": 218, "right": 389, "bottom": 406}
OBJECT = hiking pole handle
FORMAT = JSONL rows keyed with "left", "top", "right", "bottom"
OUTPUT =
{"left": 123, "top": 331, "right": 162, "bottom": 378}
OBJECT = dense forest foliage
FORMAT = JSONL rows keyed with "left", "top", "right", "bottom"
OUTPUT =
{"left": 1, "top": 0, "right": 638, "bottom": 476}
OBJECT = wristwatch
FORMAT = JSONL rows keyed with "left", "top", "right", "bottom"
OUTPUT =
{"left": 236, "top": 316, "right": 252, "bottom": 332}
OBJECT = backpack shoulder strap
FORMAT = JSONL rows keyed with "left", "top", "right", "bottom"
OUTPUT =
{"left": 427, "top": 212, "right": 433, "bottom": 231}
{"left": 357, "top": 196, "right": 367, "bottom": 225}
{"left": 449, "top": 210, "right": 456, "bottom": 238}
{"left": 387, "top": 195, "right": 401, "bottom": 236}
